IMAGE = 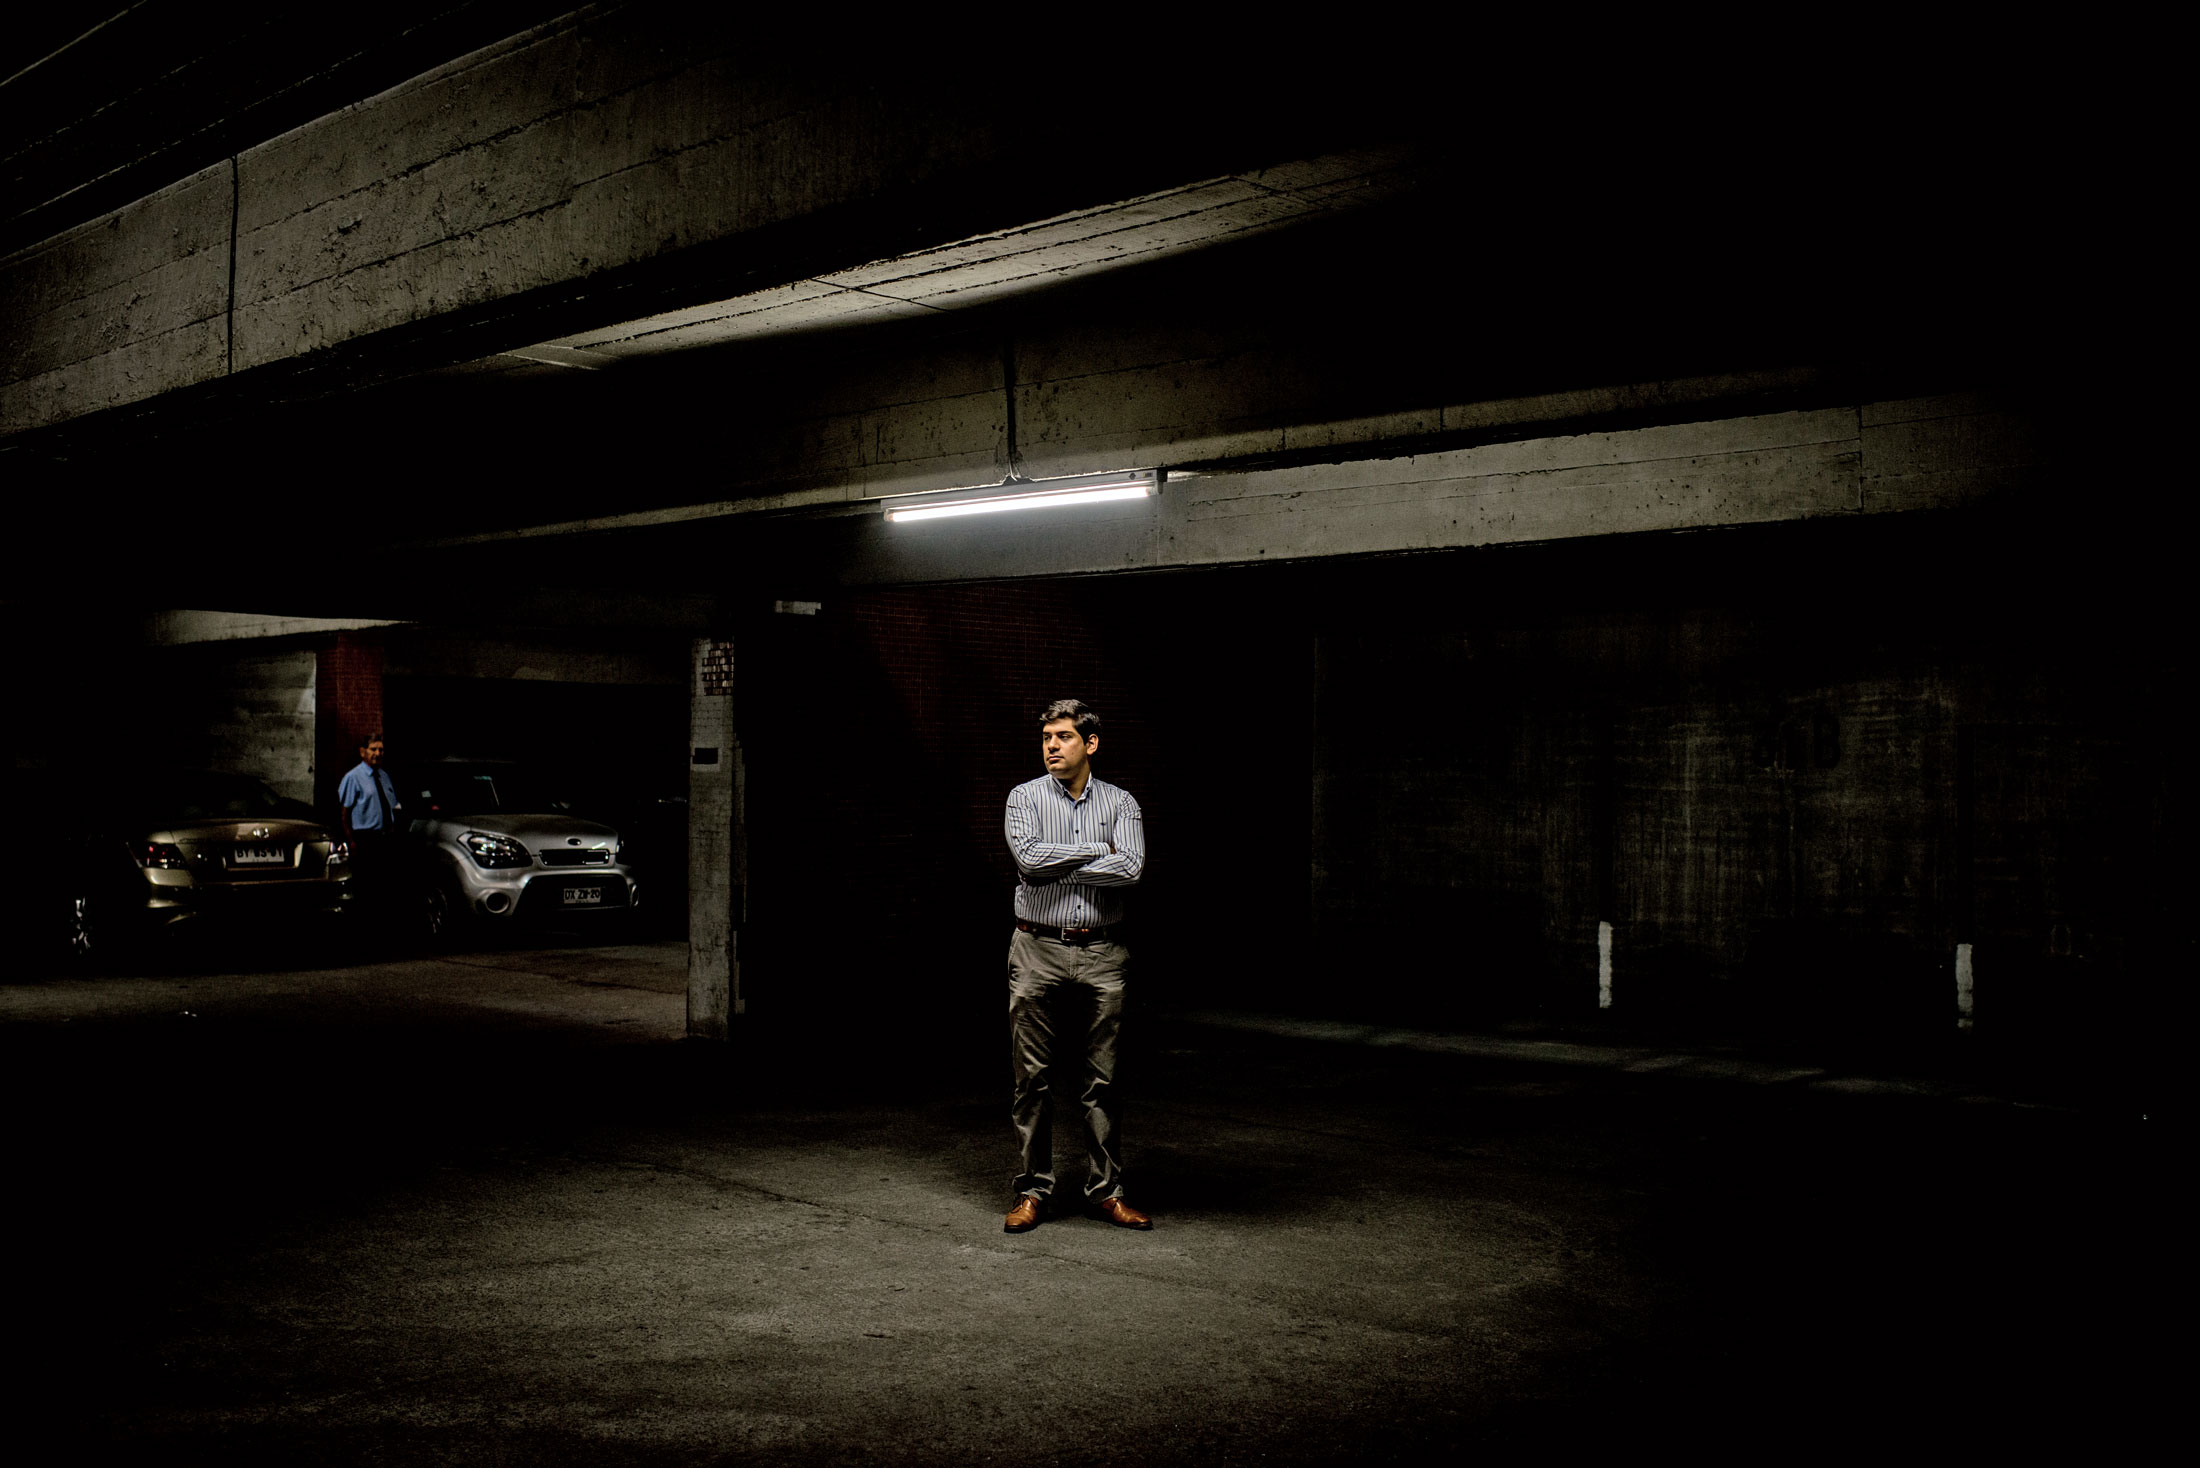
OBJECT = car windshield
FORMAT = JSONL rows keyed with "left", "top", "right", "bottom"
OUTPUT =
{"left": 145, "top": 770, "right": 292, "bottom": 822}
{"left": 414, "top": 767, "right": 573, "bottom": 816}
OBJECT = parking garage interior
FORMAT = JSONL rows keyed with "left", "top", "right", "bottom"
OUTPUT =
{"left": 2, "top": 10, "right": 2174, "bottom": 1462}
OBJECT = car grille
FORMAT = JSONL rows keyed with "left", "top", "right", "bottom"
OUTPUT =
{"left": 538, "top": 849, "right": 613, "bottom": 867}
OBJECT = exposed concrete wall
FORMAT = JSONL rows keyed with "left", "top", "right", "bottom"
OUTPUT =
{"left": 1305, "top": 551, "right": 2176, "bottom": 1041}
{"left": 146, "top": 644, "right": 320, "bottom": 803}
{"left": 1313, "top": 628, "right": 1967, "bottom": 1028}
{"left": 1, "top": 161, "right": 233, "bottom": 433}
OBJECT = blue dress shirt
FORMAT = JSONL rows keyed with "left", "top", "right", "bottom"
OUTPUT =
{"left": 338, "top": 761, "right": 401, "bottom": 832}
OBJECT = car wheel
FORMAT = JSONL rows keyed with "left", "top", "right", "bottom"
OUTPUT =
{"left": 422, "top": 882, "right": 455, "bottom": 944}
{"left": 66, "top": 889, "right": 123, "bottom": 971}
{"left": 68, "top": 891, "right": 97, "bottom": 966}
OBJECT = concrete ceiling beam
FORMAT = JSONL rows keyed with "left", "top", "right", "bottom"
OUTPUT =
{"left": 1, "top": 9, "right": 1429, "bottom": 444}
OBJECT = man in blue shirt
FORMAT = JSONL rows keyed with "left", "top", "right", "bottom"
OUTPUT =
{"left": 1002, "top": 699, "right": 1150, "bottom": 1233}
{"left": 336, "top": 734, "right": 403, "bottom": 918}
{"left": 337, "top": 733, "right": 402, "bottom": 840}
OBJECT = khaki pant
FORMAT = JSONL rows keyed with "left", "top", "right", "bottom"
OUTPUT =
{"left": 1007, "top": 927, "right": 1129, "bottom": 1202}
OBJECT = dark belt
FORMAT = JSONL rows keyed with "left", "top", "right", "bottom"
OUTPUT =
{"left": 1016, "top": 919, "right": 1124, "bottom": 945}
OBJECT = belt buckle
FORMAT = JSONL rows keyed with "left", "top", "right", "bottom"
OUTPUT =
{"left": 1060, "top": 925, "right": 1092, "bottom": 945}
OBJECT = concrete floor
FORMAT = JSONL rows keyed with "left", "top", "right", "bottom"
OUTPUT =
{"left": 2, "top": 936, "right": 2167, "bottom": 1463}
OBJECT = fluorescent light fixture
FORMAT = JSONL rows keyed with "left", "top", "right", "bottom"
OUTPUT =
{"left": 884, "top": 469, "right": 1159, "bottom": 523}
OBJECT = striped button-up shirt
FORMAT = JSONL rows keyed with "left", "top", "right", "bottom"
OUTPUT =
{"left": 1006, "top": 772, "right": 1145, "bottom": 928}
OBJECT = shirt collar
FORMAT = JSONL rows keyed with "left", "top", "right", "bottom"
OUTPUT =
{"left": 1047, "top": 772, "right": 1095, "bottom": 804}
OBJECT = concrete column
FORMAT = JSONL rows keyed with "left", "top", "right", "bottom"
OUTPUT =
{"left": 688, "top": 637, "right": 743, "bottom": 1040}
{"left": 1954, "top": 943, "right": 1976, "bottom": 1031}
{"left": 1598, "top": 922, "right": 1614, "bottom": 1010}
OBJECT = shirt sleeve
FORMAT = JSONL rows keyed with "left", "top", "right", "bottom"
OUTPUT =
{"left": 1063, "top": 792, "right": 1144, "bottom": 888}
{"left": 1005, "top": 784, "right": 1107, "bottom": 885}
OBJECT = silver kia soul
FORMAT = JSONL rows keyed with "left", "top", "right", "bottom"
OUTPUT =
{"left": 409, "top": 759, "right": 638, "bottom": 938}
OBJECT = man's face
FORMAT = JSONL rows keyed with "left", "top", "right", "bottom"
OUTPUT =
{"left": 1041, "top": 719, "right": 1095, "bottom": 784}
{"left": 360, "top": 741, "right": 384, "bottom": 768}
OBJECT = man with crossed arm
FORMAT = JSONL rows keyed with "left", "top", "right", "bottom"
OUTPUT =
{"left": 1002, "top": 699, "right": 1151, "bottom": 1233}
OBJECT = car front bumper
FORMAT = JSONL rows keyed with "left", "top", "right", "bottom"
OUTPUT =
{"left": 446, "top": 862, "right": 638, "bottom": 920}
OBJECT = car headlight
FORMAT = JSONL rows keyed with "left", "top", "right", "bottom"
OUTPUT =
{"left": 459, "top": 831, "right": 532, "bottom": 868}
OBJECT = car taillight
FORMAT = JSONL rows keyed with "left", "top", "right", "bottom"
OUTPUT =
{"left": 140, "top": 843, "right": 187, "bottom": 869}
{"left": 329, "top": 841, "right": 351, "bottom": 867}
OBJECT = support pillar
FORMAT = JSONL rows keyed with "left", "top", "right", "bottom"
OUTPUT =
{"left": 688, "top": 637, "right": 743, "bottom": 1040}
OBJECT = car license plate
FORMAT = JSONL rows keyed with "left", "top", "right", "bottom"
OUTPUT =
{"left": 233, "top": 845, "right": 286, "bottom": 865}
{"left": 563, "top": 886, "right": 603, "bottom": 906}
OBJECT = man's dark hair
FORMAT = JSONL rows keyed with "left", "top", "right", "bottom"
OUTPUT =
{"left": 360, "top": 731, "right": 385, "bottom": 747}
{"left": 1040, "top": 699, "right": 1100, "bottom": 742}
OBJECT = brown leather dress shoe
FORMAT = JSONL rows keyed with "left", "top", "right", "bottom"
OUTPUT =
{"left": 1003, "top": 1195, "right": 1043, "bottom": 1233}
{"left": 1096, "top": 1197, "right": 1152, "bottom": 1230}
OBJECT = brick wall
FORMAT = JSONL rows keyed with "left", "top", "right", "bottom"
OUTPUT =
{"left": 837, "top": 582, "right": 1151, "bottom": 894}
{"left": 316, "top": 633, "right": 384, "bottom": 812}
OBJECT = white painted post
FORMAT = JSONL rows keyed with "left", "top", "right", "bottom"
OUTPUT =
{"left": 1954, "top": 942, "right": 1974, "bottom": 1030}
{"left": 1598, "top": 921, "right": 1614, "bottom": 1010}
